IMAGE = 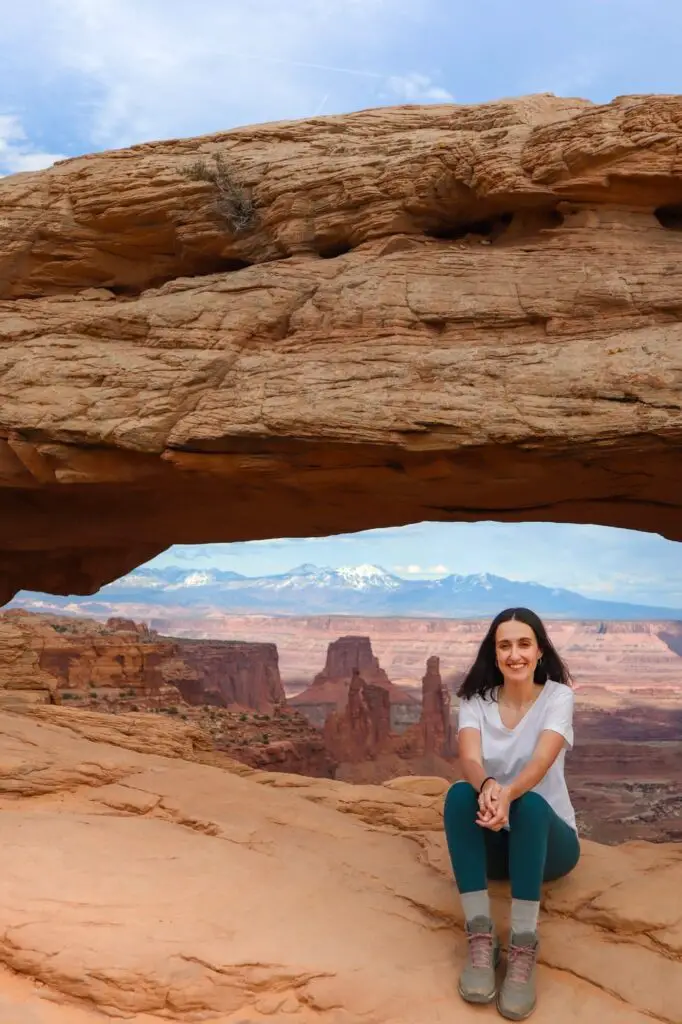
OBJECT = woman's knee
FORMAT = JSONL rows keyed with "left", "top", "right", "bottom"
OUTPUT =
{"left": 510, "top": 790, "right": 551, "bottom": 822}
{"left": 444, "top": 780, "right": 478, "bottom": 817}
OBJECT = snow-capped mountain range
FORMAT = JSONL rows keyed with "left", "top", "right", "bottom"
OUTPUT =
{"left": 11, "top": 564, "right": 682, "bottom": 620}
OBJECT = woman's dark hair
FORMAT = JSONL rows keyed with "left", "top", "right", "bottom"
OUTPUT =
{"left": 457, "top": 607, "right": 572, "bottom": 701}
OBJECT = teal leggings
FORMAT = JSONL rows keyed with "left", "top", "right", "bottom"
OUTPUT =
{"left": 443, "top": 782, "right": 580, "bottom": 901}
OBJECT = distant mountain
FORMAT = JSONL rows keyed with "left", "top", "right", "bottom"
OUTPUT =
{"left": 10, "top": 564, "right": 682, "bottom": 620}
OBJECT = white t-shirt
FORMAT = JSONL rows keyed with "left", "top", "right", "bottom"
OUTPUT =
{"left": 457, "top": 679, "right": 577, "bottom": 832}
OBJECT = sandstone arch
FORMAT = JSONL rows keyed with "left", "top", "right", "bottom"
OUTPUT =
{"left": 2, "top": 93, "right": 682, "bottom": 604}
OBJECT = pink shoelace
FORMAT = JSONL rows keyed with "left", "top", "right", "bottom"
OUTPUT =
{"left": 507, "top": 943, "right": 536, "bottom": 983}
{"left": 468, "top": 932, "right": 494, "bottom": 969}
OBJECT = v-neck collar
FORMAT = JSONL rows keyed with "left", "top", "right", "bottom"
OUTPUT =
{"left": 494, "top": 680, "right": 551, "bottom": 733}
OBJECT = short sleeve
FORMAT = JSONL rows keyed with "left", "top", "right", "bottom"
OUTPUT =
{"left": 542, "top": 684, "right": 574, "bottom": 749}
{"left": 457, "top": 697, "right": 481, "bottom": 733}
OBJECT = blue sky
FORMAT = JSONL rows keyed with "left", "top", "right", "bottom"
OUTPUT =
{"left": 3, "top": 0, "right": 682, "bottom": 607}
{"left": 3, "top": 0, "right": 682, "bottom": 171}
{"left": 150, "top": 523, "right": 682, "bottom": 608}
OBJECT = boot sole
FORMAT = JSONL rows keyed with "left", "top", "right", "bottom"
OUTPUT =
{"left": 457, "top": 982, "right": 496, "bottom": 1005}
{"left": 496, "top": 996, "right": 537, "bottom": 1020}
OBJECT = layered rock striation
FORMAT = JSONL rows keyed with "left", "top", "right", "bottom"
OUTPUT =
{"left": 0, "top": 609, "right": 178, "bottom": 706}
{"left": 323, "top": 668, "right": 393, "bottom": 763}
{"left": 170, "top": 637, "right": 286, "bottom": 710}
{"left": 325, "top": 656, "right": 456, "bottom": 782}
{"left": 3, "top": 95, "right": 682, "bottom": 602}
{"left": 0, "top": 610, "right": 287, "bottom": 714}
{"left": 290, "top": 635, "right": 418, "bottom": 728}
{"left": 412, "top": 654, "right": 454, "bottom": 758}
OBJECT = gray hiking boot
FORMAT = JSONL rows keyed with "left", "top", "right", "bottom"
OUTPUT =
{"left": 497, "top": 931, "right": 539, "bottom": 1020}
{"left": 458, "top": 915, "right": 500, "bottom": 1004}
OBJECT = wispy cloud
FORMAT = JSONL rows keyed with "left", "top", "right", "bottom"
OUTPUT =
{"left": 0, "top": 114, "right": 65, "bottom": 175}
{"left": 385, "top": 73, "right": 454, "bottom": 102}
{"left": 391, "top": 562, "right": 451, "bottom": 577}
{"left": 0, "top": 0, "right": 436, "bottom": 155}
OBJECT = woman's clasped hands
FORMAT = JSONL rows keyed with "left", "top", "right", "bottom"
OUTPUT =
{"left": 476, "top": 779, "right": 511, "bottom": 831}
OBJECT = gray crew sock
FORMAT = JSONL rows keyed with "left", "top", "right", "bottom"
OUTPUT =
{"left": 460, "top": 890, "right": 491, "bottom": 924}
{"left": 511, "top": 898, "right": 540, "bottom": 936}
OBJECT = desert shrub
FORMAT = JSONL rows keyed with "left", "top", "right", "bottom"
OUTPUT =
{"left": 240, "top": 713, "right": 248, "bottom": 722}
{"left": 166, "top": 706, "right": 179, "bottom": 715}
{"left": 261, "top": 732, "right": 270, "bottom": 744}
{"left": 130, "top": 704, "right": 139, "bottom": 712}
{"left": 181, "top": 152, "right": 255, "bottom": 233}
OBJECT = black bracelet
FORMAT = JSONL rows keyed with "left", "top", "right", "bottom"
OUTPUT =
{"left": 479, "top": 776, "right": 496, "bottom": 794}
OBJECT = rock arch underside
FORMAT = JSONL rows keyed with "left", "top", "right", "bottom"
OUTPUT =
{"left": 2, "top": 94, "right": 682, "bottom": 604}
{"left": 1, "top": 89, "right": 682, "bottom": 1024}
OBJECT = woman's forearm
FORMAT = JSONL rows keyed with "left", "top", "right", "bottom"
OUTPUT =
{"left": 507, "top": 758, "right": 547, "bottom": 800}
{"left": 461, "top": 758, "right": 489, "bottom": 792}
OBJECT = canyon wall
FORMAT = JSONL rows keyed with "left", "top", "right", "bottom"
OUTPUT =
{"left": 0, "top": 610, "right": 178, "bottom": 706}
{"left": 170, "top": 638, "right": 286, "bottom": 711}
{"left": 0, "top": 610, "right": 286, "bottom": 713}
{"left": 0, "top": 609, "right": 334, "bottom": 778}
{"left": 158, "top": 614, "right": 682, "bottom": 699}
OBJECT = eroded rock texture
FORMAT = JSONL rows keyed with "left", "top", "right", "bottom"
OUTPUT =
{"left": 0, "top": 609, "right": 178, "bottom": 705}
{"left": 0, "top": 609, "right": 285, "bottom": 713}
{"left": 324, "top": 658, "right": 457, "bottom": 784}
{"left": 290, "top": 634, "right": 417, "bottom": 727}
{"left": 324, "top": 667, "right": 394, "bottom": 762}
{"left": 171, "top": 638, "right": 286, "bottom": 710}
{"left": 3, "top": 94, "right": 682, "bottom": 601}
{"left": 411, "top": 655, "right": 454, "bottom": 758}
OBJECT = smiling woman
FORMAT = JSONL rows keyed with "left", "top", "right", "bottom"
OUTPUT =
{"left": 444, "top": 607, "right": 579, "bottom": 1019}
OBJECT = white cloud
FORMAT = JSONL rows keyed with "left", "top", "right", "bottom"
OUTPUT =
{"left": 386, "top": 72, "right": 454, "bottom": 102}
{"left": 5, "top": 0, "right": 426, "bottom": 152}
{"left": 0, "top": 114, "right": 65, "bottom": 175}
{"left": 392, "top": 562, "right": 451, "bottom": 577}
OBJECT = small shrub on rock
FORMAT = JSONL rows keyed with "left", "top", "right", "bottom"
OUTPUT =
{"left": 181, "top": 152, "right": 255, "bottom": 233}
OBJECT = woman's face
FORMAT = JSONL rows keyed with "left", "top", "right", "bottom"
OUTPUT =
{"left": 495, "top": 619, "right": 542, "bottom": 685}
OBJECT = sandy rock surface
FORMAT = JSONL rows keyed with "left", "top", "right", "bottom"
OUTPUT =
{"left": 0, "top": 707, "right": 679, "bottom": 1022}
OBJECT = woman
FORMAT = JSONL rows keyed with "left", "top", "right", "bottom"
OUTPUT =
{"left": 443, "top": 607, "right": 579, "bottom": 1021}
